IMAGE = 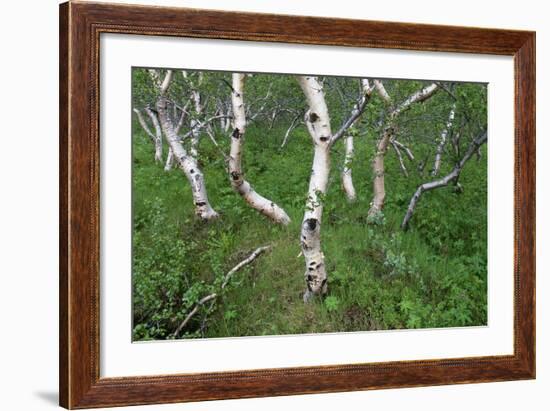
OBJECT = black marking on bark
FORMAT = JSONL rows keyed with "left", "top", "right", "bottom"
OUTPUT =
{"left": 316, "top": 263, "right": 323, "bottom": 269}
{"left": 319, "top": 136, "right": 329, "bottom": 142}
{"left": 321, "top": 279, "right": 327, "bottom": 287}
{"left": 190, "top": 169, "right": 195, "bottom": 174}
{"left": 232, "top": 128, "right": 241, "bottom": 139}
{"left": 305, "top": 218, "right": 318, "bottom": 231}
{"left": 231, "top": 171, "right": 240, "bottom": 180}
{"left": 195, "top": 202, "right": 206, "bottom": 207}
{"left": 307, "top": 282, "right": 313, "bottom": 292}
{"left": 309, "top": 112, "right": 319, "bottom": 123}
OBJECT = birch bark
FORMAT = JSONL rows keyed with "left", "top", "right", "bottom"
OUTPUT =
{"left": 156, "top": 96, "right": 219, "bottom": 220}
{"left": 401, "top": 130, "right": 487, "bottom": 229}
{"left": 339, "top": 79, "right": 372, "bottom": 202}
{"left": 368, "top": 82, "right": 439, "bottom": 217}
{"left": 144, "top": 107, "right": 163, "bottom": 163}
{"left": 432, "top": 103, "right": 456, "bottom": 176}
{"left": 228, "top": 73, "right": 291, "bottom": 225}
{"left": 297, "top": 76, "right": 333, "bottom": 301}
{"left": 341, "top": 131, "right": 357, "bottom": 201}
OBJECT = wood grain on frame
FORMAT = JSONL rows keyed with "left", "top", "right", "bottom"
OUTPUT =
{"left": 59, "top": 1, "right": 535, "bottom": 408}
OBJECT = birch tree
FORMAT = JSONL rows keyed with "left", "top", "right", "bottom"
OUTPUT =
{"left": 340, "top": 79, "right": 372, "bottom": 202}
{"left": 298, "top": 76, "right": 372, "bottom": 301}
{"left": 228, "top": 73, "right": 291, "bottom": 225}
{"left": 368, "top": 81, "right": 439, "bottom": 218}
{"left": 152, "top": 70, "right": 219, "bottom": 220}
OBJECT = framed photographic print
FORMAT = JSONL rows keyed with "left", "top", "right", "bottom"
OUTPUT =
{"left": 59, "top": 1, "right": 535, "bottom": 408}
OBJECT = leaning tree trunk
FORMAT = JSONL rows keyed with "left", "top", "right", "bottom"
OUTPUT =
{"left": 368, "top": 82, "right": 439, "bottom": 218}
{"left": 401, "top": 130, "right": 487, "bottom": 229}
{"left": 432, "top": 103, "right": 456, "bottom": 176}
{"left": 156, "top": 96, "right": 219, "bottom": 220}
{"left": 228, "top": 73, "right": 291, "bottom": 225}
{"left": 297, "top": 76, "right": 333, "bottom": 301}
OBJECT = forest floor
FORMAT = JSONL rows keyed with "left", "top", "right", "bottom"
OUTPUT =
{"left": 132, "top": 123, "right": 488, "bottom": 341}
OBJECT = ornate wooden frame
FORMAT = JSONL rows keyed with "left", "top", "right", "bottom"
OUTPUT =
{"left": 59, "top": 1, "right": 536, "bottom": 408}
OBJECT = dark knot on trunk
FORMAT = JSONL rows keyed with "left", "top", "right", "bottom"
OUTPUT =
{"left": 305, "top": 218, "right": 318, "bottom": 231}
{"left": 308, "top": 112, "right": 319, "bottom": 123}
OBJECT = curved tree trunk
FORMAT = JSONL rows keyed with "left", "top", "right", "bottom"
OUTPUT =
{"left": 368, "top": 82, "right": 439, "bottom": 217}
{"left": 297, "top": 76, "right": 333, "bottom": 301}
{"left": 401, "top": 130, "right": 487, "bottom": 229}
{"left": 229, "top": 73, "right": 291, "bottom": 225}
{"left": 156, "top": 96, "right": 219, "bottom": 220}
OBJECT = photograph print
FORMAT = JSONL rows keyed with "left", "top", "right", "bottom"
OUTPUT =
{"left": 131, "top": 68, "right": 488, "bottom": 341}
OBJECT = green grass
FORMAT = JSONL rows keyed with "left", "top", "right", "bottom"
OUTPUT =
{"left": 132, "top": 121, "right": 488, "bottom": 341}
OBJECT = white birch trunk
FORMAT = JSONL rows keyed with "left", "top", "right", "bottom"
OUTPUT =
{"left": 432, "top": 104, "right": 456, "bottom": 176}
{"left": 156, "top": 96, "right": 218, "bottom": 220}
{"left": 341, "top": 131, "right": 357, "bottom": 201}
{"left": 369, "top": 125, "right": 393, "bottom": 217}
{"left": 338, "top": 78, "right": 372, "bottom": 201}
{"left": 297, "top": 76, "right": 332, "bottom": 301}
{"left": 229, "top": 73, "right": 291, "bottom": 225}
{"left": 368, "top": 83, "right": 439, "bottom": 217}
{"left": 189, "top": 89, "right": 203, "bottom": 159}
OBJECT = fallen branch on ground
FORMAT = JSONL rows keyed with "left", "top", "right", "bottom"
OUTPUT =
{"left": 172, "top": 245, "right": 271, "bottom": 338}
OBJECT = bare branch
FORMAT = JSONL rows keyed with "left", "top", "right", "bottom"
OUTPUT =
{"left": 330, "top": 78, "right": 373, "bottom": 145}
{"left": 391, "top": 140, "right": 409, "bottom": 177}
{"left": 173, "top": 245, "right": 271, "bottom": 338}
{"left": 280, "top": 113, "right": 302, "bottom": 148}
{"left": 392, "top": 139, "right": 415, "bottom": 161}
{"left": 402, "top": 130, "right": 487, "bottom": 229}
